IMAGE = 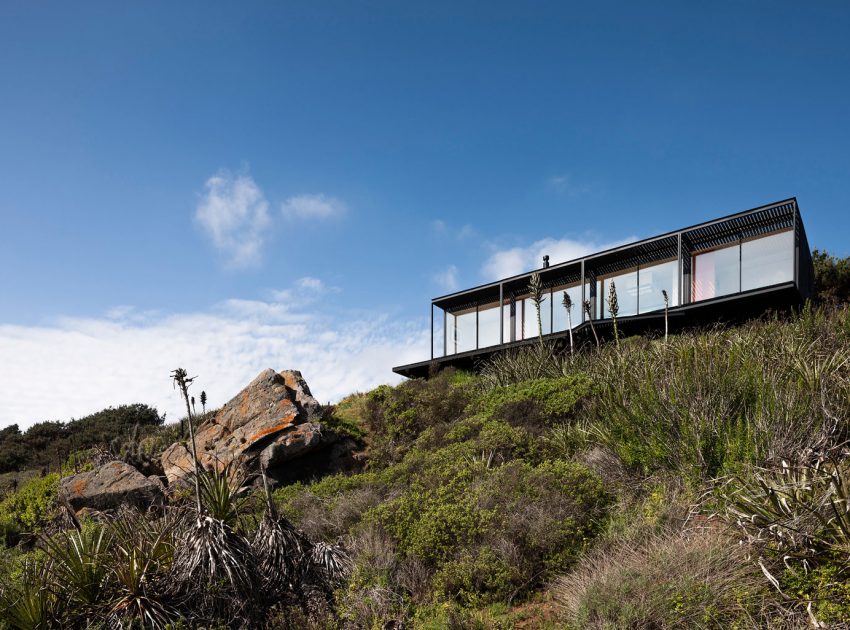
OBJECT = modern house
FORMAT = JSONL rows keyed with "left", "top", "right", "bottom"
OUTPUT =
{"left": 394, "top": 198, "right": 814, "bottom": 379}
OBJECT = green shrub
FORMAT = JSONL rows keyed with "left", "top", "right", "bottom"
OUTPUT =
{"left": 472, "top": 374, "right": 596, "bottom": 419}
{"left": 0, "top": 474, "right": 59, "bottom": 545}
{"left": 782, "top": 557, "right": 850, "bottom": 625}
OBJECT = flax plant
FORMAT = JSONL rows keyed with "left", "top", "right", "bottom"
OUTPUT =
{"left": 607, "top": 280, "right": 620, "bottom": 348}
{"left": 583, "top": 299, "right": 600, "bottom": 348}
{"left": 171, "top": 368, "right": 201, "bottom": 512}
{"left": 529, "top": 272, "right": 546, "bottom": 348}
{"left": 562, "top": 291, "right": 574, "bottom": 355}
{"left": 662, "top": 289, "right": 669, "bottom": 343}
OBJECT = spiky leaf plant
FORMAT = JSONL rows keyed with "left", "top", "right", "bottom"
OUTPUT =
{"left": 726, "top": 456, "right": 850, "bottom": 565}
{"left": 310, "top": 540, "right": 353, "bottom": 585}
{"left": 106, "top": 507, "right": 180, "bottom": 629}
{"left": 170, "top": 513, "right": 259, "bottom": 623}
{"left": 529, "top": 272, "right": 546, "bottom": 347}
{"left": 193, "top": 461, "right": 250, "bottom": 528}
{"left": 0, "top": 559, "right": 58, "bottom": 630}
{"left": 562, "top": 291, "right": 574, "bottom": 355}
{"left": 42, "top": 524, "right": 111, "bottom": 611}
{"left": 607, "top": 280, "right": 620, "bottom": 348}
{"left": 583, "top": 300, "right": 600, "bottom": 348}
{"left": 171, "top": 368, "right": 202, "bottom": 512}
{"left": 662, "top": 289, "right": 669, "bottom": 343}
{"left": 253, "top": 467, "right": 305, "bottom": 598}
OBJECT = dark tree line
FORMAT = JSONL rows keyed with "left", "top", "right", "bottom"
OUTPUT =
{"left": 813, "top": 249, "right": 850, "bottom": 304}
{"left": 0, "top": 403, "right": 163, "bottom": 474}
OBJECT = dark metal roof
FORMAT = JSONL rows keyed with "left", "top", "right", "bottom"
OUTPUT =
{"left": 685, "top": 200, "right": 795, "bottom": 251}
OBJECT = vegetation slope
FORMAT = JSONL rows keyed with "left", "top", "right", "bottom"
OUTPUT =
{"left": 0, "top": 251, "right": 848, "bottom": 628}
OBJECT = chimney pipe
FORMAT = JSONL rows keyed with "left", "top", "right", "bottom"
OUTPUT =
{"left": 543, "top": 255, "right": 550, "bottom": 268}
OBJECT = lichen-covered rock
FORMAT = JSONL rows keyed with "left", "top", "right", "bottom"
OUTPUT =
{"left": 60, "top": 460, "right": 165, "bottom": 513}
{"left": 161, "top": 369, "right": 339, "bottom": 486}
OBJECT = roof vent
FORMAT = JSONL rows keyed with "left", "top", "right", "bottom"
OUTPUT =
{"left": 542, "top": 255, "right": 550, "bottom": 268}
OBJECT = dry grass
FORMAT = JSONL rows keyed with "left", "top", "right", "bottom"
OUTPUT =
{"left": 554, "top": 525, "right": 800, "bottom": 629}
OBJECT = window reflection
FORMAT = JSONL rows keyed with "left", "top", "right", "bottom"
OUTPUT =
{"left": 478, "top": 301, "right": 501, "bottom": 348}
{"left": 552, "top": 284, "right": 583, "bottom": 331}
{"left": 600, "top": 269, "right": 638, "bottom": 318}
{"left": 692, "top": 244, "right": 739, "bottom": 302}
{"left": 639, "top": 259, "right": 678, "bottom": 313}
{"left": 741, "top": 231, "right": 793, "bottom": 291}
{"left": 433, "top": 307, "right": 445, "bottom": 358}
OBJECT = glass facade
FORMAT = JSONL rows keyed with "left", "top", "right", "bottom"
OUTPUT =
{"left": 521, "top": 295, "right": 551, "bottom": 340}
{"left": 692, "top": 230, "right": 794, "bottom": 302}
{"left": 433, "top": 307, "right": 445, "bottom": 358}
{"left": 638, "top": 259, "right": 679, "bottom": 313}
{"left": 692, "top": 243, "right": 740, "bottom": 302}
{"left": 478, "top": 301, "right": 501, "bottom": 348}
{"left": 600, "top": 269, "right": 638, "bottom": 318}
{"left": 431, "top": 226, "right": 798, "bottom": 359}
{"left": 552, "top": 284, "right": 583, "bottom": 332}
{"left": 741, "top": 231, "right": 794, "bottom": 292}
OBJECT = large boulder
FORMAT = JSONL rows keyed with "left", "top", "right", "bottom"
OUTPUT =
{"left": 161, "top": 369, "right": 350, "bottom": 486}
{"left": 60, "top": 460, "right": 165, "bottom": 513}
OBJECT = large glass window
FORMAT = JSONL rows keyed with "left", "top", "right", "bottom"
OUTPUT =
{"left": 552, "top": 284, "right": 583, "bottom": 332}
{"left": 638, "top": 259, "right": 679, "bottom": 313}
{"left": 444, "top": 307, "right": 476, "bottom": 355}
{"left": 454, "top": 308, "right": 477, "bottom": 353}
{"left": 600, "top": 269, "right": 638, "bottom": 318}
{"left": 692, "top": 244, "right": 740, "bottom": 302}
{"left": 433, "top": 307, "right": 445, "bottom": 358}
{"left": 521, "top": 295, "right": 551, "bottom": 340}
{"left": 741, "top": 230, "right": 794, "bottom": 292}
{"left": 478, "top": 301, "right": 501, "bottom": 348}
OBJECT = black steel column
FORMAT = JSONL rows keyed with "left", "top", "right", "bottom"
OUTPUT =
{"left": 443, "top": 309, "right": 447, "bottom": 357}
{"left": 793, "top": 208, "right": 800, "bottom": 289}
{"left": 475, "top": 303, "right": 479, "bottom": 350}
{"left": 430, "top": 303, "right": 434, "bottom": 360}
{"left": 499, "top": 283, "right": 504, "bottom": 344}
{"left": 677, "top": 232, "right": 683, "bottom": 305}
{"left": 580, "top": 261, "right": 585, "bottom": 323}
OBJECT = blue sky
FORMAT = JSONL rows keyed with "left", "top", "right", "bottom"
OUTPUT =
{"left": 1, "top": 1, "right": 849, "bottom": 427}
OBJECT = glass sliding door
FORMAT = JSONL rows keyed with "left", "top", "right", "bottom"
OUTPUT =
{"left": 692, "top": 243, "right": 740, "bottom": 302}
{"left": 741, "top": 230, "right": 794, "bottom": 292}
{"left": 521, "top": 295, "right": 551, "bottom": 340}
{"left": 433, "top": 306, "right": 445, "bottom": 358}
{"left": 445, "top": 306, "right": 477, "bottom": 355}
{"left": 478, "top": 301, "right": 501, "bottom": 348}
{"left": 552, "top": 284, "right": 583, "bottom": 332}
{"left": 638, "top": 259, "right": 679, "bottom": 313}
{"left": 599, "top": 269, "right": 638, "bottom": 318}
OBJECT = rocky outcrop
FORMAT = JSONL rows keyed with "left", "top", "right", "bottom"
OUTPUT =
{"left": 161, "top": 369, "right": 353, "bottom": 486}
{"left": 60, "top": 460, "right": 165, "bottom": 513}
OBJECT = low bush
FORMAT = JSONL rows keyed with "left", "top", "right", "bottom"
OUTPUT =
{"left": 0, "top": 473, "right": 59, "bottom": 546}
{"left": 555, "top": 527, "right": 779, "bottom": 628}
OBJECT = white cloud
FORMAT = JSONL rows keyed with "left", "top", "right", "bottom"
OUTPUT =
{"left": 432, "top": 265, "right": 459, "bottom": 291}
{"left": 297, "top": 277, "right": 324, "bottom": 291}
{"left": 195, "top": 170, "right": 271, "bottom": 268}
{"left": 0, "top": 284, "right": 428, "bottom": 429}
{"left": 431, "top": 219, "right": 475, "bottom": 241}
{"left": 546, "top": 173, "right": 592, "bottom": 196}
{"left": 482, "top": 236, "right": 636, "bottom": 281}
{"left": 281, "top": 194, "right": 346, "bottom": 220}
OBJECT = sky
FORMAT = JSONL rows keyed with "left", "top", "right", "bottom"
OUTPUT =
{"left": 1, "top": 1, "right": 850, "bottom": 428}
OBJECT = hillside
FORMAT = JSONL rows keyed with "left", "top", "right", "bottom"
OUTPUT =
{"left": 0, "top": 300, "right": 849, "bottom": 627}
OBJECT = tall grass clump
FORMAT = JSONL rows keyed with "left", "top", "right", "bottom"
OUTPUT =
{"left": 584, "top": 306, "right": 850, "bottom": 483}
{"left": 555, "top": 526, "right": 792, "bottom": 628}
